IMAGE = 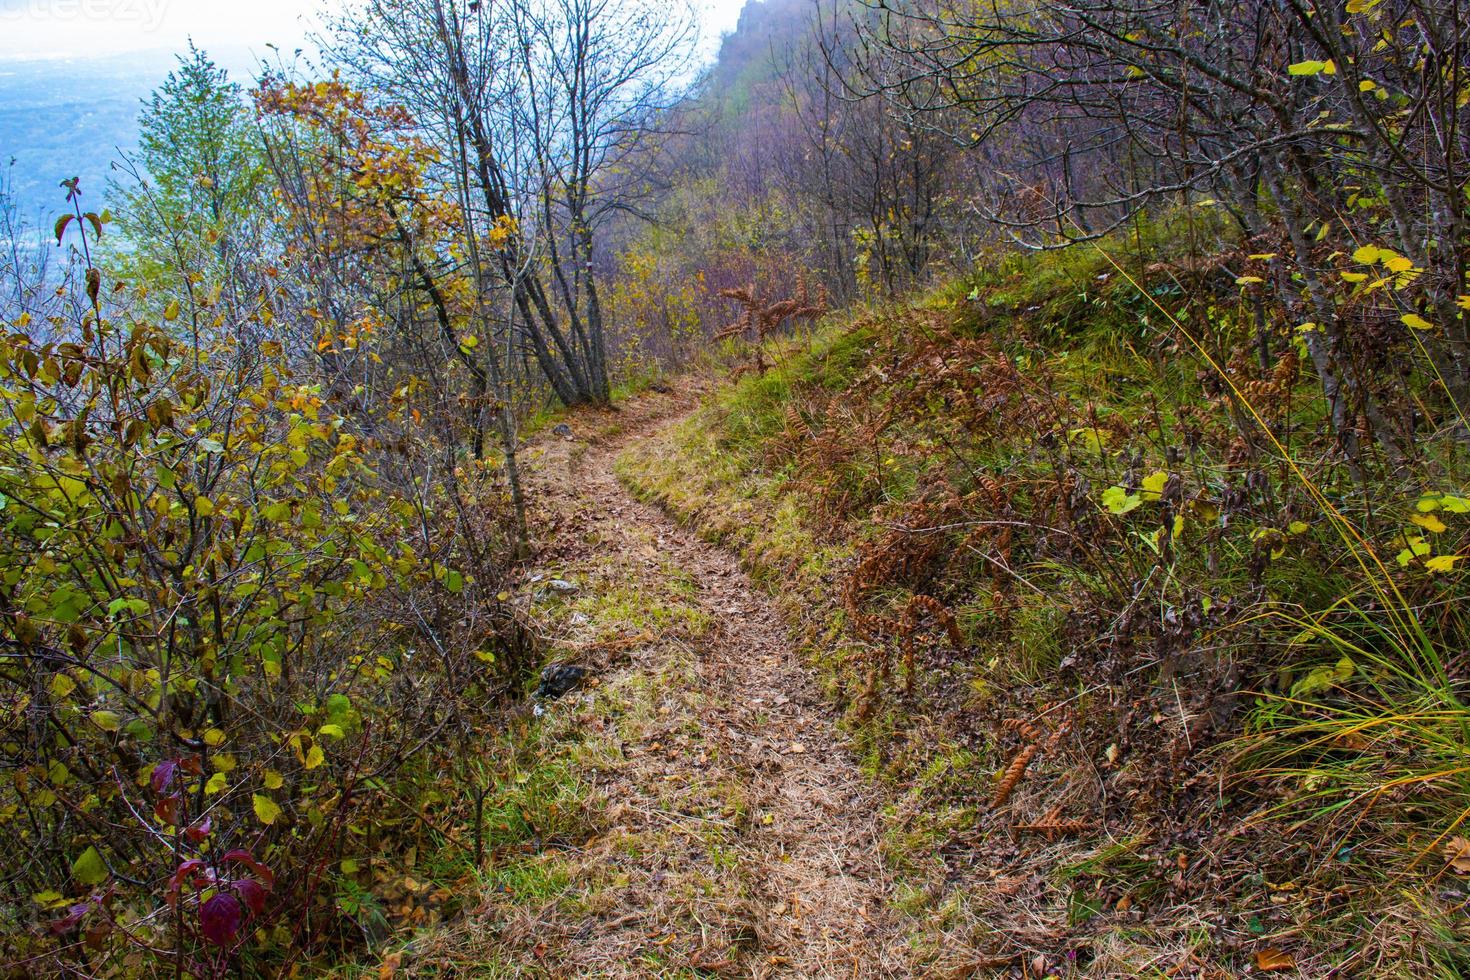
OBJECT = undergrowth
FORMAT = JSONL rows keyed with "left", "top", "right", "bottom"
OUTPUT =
{"left": 619, "top": 222, "right": 1470, "bottom": 976}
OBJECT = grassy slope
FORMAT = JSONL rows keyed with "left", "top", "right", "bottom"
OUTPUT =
{"left": 618, "top": 237, "right": 1470, "bottom": 976}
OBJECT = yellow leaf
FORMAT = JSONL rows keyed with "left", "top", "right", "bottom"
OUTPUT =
{"left": 1141, "top": 470, "right": 1169, "bottom": 502}
{"left": 1288, "top": 520, "right": 1310, "bottom": 535}
{"left": 1411, "top": 513, "right": 1447, "bottom": 534}
{"left": 1426, "top": 555, "right": 1463, "bottom": 573}
{"left": 263, "top": 770, "right": 285, "bottom": 790}
{"left": 195, "top": 496, "right": 216, "bottom": 517}
{"left": 253, "top": 793, "right": 282, "bottom": 826}
{"left": 202, "top": 727, "right": 225, "bottom": 747}
{"left": 163, "top": 300, "right": 180, "bottom": 322}
{"left": 1288, "top": 60, "right": 1327, "bottom": 76}
{"left": 304, "top": 744, "right": 325, "bottom": 770}
{"left": 204, "top": 772, "right": 227, "bottom": 795}
{"left": 50, "top": 673, "right": 76, "bottom": 698}
{"left": 1401, "top": 313, "right": 1433, "bottom": 331}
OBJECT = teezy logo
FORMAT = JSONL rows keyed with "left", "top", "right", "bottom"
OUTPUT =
{"left": 0, "top": 0, "right": 171, "bottom": 32}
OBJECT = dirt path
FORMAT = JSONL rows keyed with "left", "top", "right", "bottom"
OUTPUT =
{"left": 480, "top": 389, "right": 909, "bottom": 977}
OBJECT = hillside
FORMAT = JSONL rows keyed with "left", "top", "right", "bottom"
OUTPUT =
{"left": 3, "top": 0, "right": 1468, "bottom": 976}
{"left": 615, "top": 238, "right": 1470, "bottom": 975}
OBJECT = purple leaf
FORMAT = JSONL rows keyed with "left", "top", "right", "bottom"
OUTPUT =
{"left": 199, "top": 893, "right": 242, "bottom": 947}
{"left": 232, "top": 878, "right": 269, "bottom": 917}
{"left": 49, "top": 903, "right": 88, "bottom": 935}
{"left": 151, "top": 760, "right": 178, "bottom": 795}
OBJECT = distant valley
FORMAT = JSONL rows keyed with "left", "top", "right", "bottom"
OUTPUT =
{"left": 0, "top": 47, "right": 260, "bottom": 233}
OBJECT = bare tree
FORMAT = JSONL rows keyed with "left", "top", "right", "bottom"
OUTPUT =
{"left": 860, "top": 0, "right": 1470, "bottom": 462}
{"left": 333, "top": 0, "right": 695, "bottom": 406}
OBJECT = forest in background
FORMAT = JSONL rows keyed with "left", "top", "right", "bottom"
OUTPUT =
{"left": 2, "top": 0, "right": 1469, "bottom": 974}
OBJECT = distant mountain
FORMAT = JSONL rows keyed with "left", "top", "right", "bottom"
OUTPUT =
{"left": 0, "top": 47, "right": 261, "bottom": 232}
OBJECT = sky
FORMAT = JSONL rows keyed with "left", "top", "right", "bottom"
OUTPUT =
{"left": 0, "top": 0, "right": 750, "bottom": 63}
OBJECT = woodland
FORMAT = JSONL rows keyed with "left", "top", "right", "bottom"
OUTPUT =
{"left": 1, "top": 0, "right": 1469, "bottom": 976}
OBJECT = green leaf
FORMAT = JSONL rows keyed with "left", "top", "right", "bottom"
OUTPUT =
{"left": 444, "top": 570, "right": 465, "bottom": 594}
{"left": 1288, "top": 60, "right": 1328, "bottom": 76}
{"left": 89, "top": 710, "right": 122, "bottom": 732}
{"left": 1101, "top": 486, "right": 1142, "bottom": 515}
{"left": 253, "top": 793, "right": 282, "bottom": 826}
{"left": 317, "top": 723, "right": 345, "bottom": 740}
{"left": 1068, "top": 427, "right": 1111, "bottom": 454}
{"left": 1396, "top": 534, "right": 1431, "bottom": 566}
{"left": 72, "top": 845, "right": 107, "bottom": 886}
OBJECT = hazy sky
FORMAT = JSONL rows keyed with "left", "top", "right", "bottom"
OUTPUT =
{"left": 0, "top": 0, "right": 750, "bottom": 62}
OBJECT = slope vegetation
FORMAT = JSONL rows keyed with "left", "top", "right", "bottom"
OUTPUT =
{"left": 619, "top": 236, "right": 1470, "bottom": 976}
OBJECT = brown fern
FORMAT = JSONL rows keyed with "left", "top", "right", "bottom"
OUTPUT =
{"left": 1014, "top": 804, "right": 1093, "bottom": 840}
{"left": 992, "top": 742, "right": 1038, "bottom": 807}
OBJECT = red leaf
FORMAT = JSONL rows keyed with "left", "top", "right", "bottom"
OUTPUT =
{"left": 151, "top": 760, "right": 178, "bottom": 794}
{"left": 233, "top": 878, "right": 269, "bottom": 916}
{"left": 220, "top": 850, "right": 274, "bottom": 888}
{"left": 185, "top": 815, "right": 212, "bottom": 843}
{"left": 168, "top": 859, "right": 211, "bottom": 900}
{"left": 199, "top": 893, "right": 242, "bottom": 947}
{"left": 154, "top": 794, "right": 181, "bottom": 827}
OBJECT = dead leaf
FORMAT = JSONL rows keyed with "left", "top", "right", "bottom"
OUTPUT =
{"left": 1253, "top": 948, "right": 1296, "bottom": 971}
{"left": 786, "top": 742, "right": 806, "bottom": 754}
{"left": 378, "top": 952, "right": 402, "bottom": 979}
{"left": 690, "top": 949, "right": 735, "bottom": 972}
{"left": 1444, "top": 836, "right": 1470, "bottom": 874}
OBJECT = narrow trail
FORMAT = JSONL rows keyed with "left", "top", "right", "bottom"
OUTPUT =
{"left": 502, "top": 390, "right": 910, "bottom": 978}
